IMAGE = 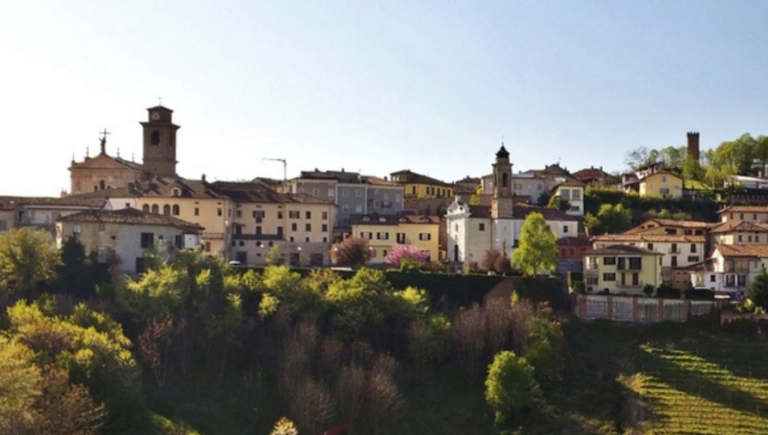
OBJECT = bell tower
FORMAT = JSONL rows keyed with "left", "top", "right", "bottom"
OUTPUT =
{"left": 141, "top": 106, "right": 180, "bottom": 177}
{"left": 491, "top": 143, "right": 514, "bottom": 219}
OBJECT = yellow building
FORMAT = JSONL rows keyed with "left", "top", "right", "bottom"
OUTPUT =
{"left": 350, "top": 213, "right": 441, "bottom": 264}
{"left": 638, "top": 171, "right": 683, "bottom": 199}
{"left": 390, "top": 170, "right": 454, "bottom": 200}
{"left": 584, "top": 245, "right": 662, "bottom": 295}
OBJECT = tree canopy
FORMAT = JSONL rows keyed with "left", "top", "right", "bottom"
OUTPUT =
{"left": 512, "top": 212, "right": 558, "bottom": 276}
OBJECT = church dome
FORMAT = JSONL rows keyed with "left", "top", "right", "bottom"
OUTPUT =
{"left": 496, "top": 144, "right": 510, "bottom": 159}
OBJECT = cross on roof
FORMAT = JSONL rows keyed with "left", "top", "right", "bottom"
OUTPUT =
{"left": 99, "top": 128, "right": 111, "bottom": 154}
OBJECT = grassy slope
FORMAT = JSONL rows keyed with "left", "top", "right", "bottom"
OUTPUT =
{"left": 133, "top": 320, "right": 768, "bottom": 435}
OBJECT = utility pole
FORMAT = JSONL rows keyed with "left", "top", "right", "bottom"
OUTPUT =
{"left": 262, "top": 158, "right": 287, "bottom": 191}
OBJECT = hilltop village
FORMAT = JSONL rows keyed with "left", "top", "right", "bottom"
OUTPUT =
{"left": 2, "top": 105, "right": 768, "bottom": 303}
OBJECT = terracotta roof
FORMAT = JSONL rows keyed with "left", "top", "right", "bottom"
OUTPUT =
{"left": 571, "top": 167, "right": 610, "bottom": 182}
{"left": 709, "top": 220, "right": 768, "bottom": 234}
{"left": 130, "top": 177, "right": 226, "bottom": 200}
{"left": 58, "top": 208, "right": 203, "bottom": 231}
{"left": 638, "top": 170, "right": 682, "bottom": 182}
{"left": 593, "top": 234, "right": 706, "bottom": 243}
{"left": 714, "top": 244, "right": 768, "bottom": 258}
{"left": 210, "top": 181, "right": 334, "bottom": 205}
{"left": 589, "top": 244, "right": 663, "bottom": 256}
{"left": 0, "top": 195, "right": 106, "bottom": 210}
{"left": 468, "top": 205, "right": 492, "bottom": 218}
{"left": 717, "top": 205, "right": 768, "bottom": 214}
{"left": 622, "top": 218, "right": 713, "bottom": 234}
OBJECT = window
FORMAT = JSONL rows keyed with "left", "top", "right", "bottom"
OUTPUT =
{"left": 312, "top": 188, "right": 320, "bottom": 197}
{"left": 217, "top": 208, "right": 222, "bottom": 216}
{"left": 628, "top": 257, "right": 642, "bottom": 269}
{"left": 360, "top": 232, "right": 372, "bottom": 239}
{"left": 172, "top": 205, "right": 180, "bottom": 216}
{"left": 289, "top": 236, "right": 294, "bottom": 242}
{"left": 151, "top": 131, "right": 160, "bottom": 145}
{"left": 479, "top": 223, "right": 485, "bottom": 231}
{"left": 322, "top": 211, "right": 328, "bottom": 220}
{"left": 397, "top": 233, "right": 406, "bottom": 243}
{"left": 305, "top": 236, "right": 311, "bottom": 242}
{"left": 603, "top": 257, "right": 616, "bottom": 265}
{"left": 291, "top": 223, "right": 297, "bottom": 231}
{"left": 278, "top": 211, "right": 284, "bottom": 219}
{"left": 738, "top": 235, "right": 743, "bottom": 242}
{"left": 142, "top": 204, "right": 150, "bottom": 213}
{"left": 172, "top": 188, "right": 181, "bottom": 197}
{"left": 322, "top": 224, "right": 328, "bottom": 232}
{"left": 306, "top": 211, "right": 312, "bottom": 219}
{"left": 355, "top": 190, "right": 362, "bottom": 197}
{"left": 603, "top": 273, "right": 616, "bottom": 281}
{"left": 140, "top": 232, "right": 154, "bottom": 248}
{"left": 647, "top": 243, "right": 654, "bottom": 251}
{"left": 419, "top": 233, "right": 431, "bottom": 241}
{"left": 255, "top": 226, "right": 262, "bottom": 236}
{"left": 564, "top": 225, "right": 569, "bottom": 233}
{"left": 163, "top": 205, "right": 170, "bottom": 216}
{"left": 377, "top": 232, "right": 389, "bottom": 240}
{"left": 671, "top": 256, "right": 678, "bottom": 267}
{"left": 151, "top": 204, "right": 159, "bottom": 214}
{"left": 194, "top": 207, "right": 199, "bottom": 216}
{"left": 305, "top": 223, "right": 311, "bottom": 231}
{"left": 688, "top": 256, "right": 699, "bottom": 262}
{"left": 289, "top": 211, "right": 300, "bottom": 219}
{"left": 277, "top": 226, "right": 283, "bottom": 237}
{"left": 236, "top": 210, "right": 242, "bottom": 218}
{"left": 342, "top": 189, "right": 349, "bottom": 197}
{"left": 691, "top": 244, "right": 697, "bottom": 253}
{"left": 671, "top": 243, "right": 678, "bottom": 253}
{"left": 710, "top": 274, "right": 716, "bottom": 282}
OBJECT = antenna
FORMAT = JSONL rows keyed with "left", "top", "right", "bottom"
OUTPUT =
{"left": 262, "top": 158, "right": 287, "bottom": 187}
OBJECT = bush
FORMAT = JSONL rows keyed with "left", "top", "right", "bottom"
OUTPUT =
{"left": 656, "top": 284, "right": 681, "bottom": 299}
{"left": 685, "top": 288, "right": 715, "bottom": 301}
{"left": 485, "top": 350, "right": 540, "bottom": 425}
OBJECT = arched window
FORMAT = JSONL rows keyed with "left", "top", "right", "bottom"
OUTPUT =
{"left": 99, "top": 180, "right": 106, "bottom": 190}
{"left": 172, "top": 205, "right": 180, "bottom": 216}
{"left": 163, "top": 205, "right": 171, "bottom": 216}
{"left": 502, "top": 173, "right": 508, "bottom": 188}
{"left": 151, "top": 204, "right": 159, "bottom": 214}
{"left": 142, "top": 204, "right": 150, "bottom": 213}
{"left": 151, "top": 131, "right": 161, "bottom": 145}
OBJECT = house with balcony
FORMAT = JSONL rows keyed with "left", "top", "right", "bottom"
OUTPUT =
{"left": 584, "top": 245, "right": 663, "bottom": 295}
{"left": 705, "top": 244, "right": 768, "bottom": 297}
{"left": 350, "top": 213, "right": 441, "bottom": 264}
{"left": 639, "top": 171, "right": 683, "bottom": 199}
{"left": 551, "top": 180, "right": 585, "bottom": 217}
{"left": 592, "top": 233, "right": 706, "bottom": 289}
{"left": 56, "top": 208, "right": 203, "bottom": 275}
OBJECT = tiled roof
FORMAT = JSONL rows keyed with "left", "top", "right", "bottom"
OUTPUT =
{"left": 714, "top": 244, "right": 768, "bottom": 258}
{"left": 593, "top": 234, "right": 707, "bottom": 243}
{"left": 58, "top": 208, "right": 203, "bottom": 231}
{"left": 622, "top": 218, "right": 714, "bottom": 234}
{"left": 638, "top": 170, "right": 683, "bottom": 182}
{"left": 210, "top": 181, "right": 334, "bottom": 205}
{"left": 717, "top": 205, "right": 768, "bottom": 214}
{"left": 350, "top": 213, "right": 440, "bottom": 225}
{"left": 589, "top": 244, "right": 663, "bottom": 256}
{"left": 138, "top": 177, "right": 226, "bottom": 199}
{"left": 362, "top": 175, "right": 400, "bottom": 186}
{"left": 0, "top": 195, "right": 106, "bottom": 210}
{"left": 709, "top": 220, "right": 768, "bottom": 234}
{"left": 571, "top": 167, "right": 610, "bottom": 181}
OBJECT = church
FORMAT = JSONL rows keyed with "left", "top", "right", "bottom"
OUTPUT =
{"left": 446, "top": 144, "right": 580, "bottom": 265}
{"left": 68, "top": 106, "right": 180, "bottom": 194}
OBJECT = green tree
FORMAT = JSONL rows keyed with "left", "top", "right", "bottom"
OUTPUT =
{"left": 512, "top": 212, "right": 557, "bottom": 276}
{"left": 523, "top": 317, "right": 566, "bottom": 386}
{"left": 485, "top": 350, "right": 540, "bottom": 425}
{"left": 585, "top": 203, "right": 632, "bottom": 235}
{"left": 0, "top": 228, "right": 61, "bottom": 299}
{"left": 547, "top": 195, "right": 571, "bottom": 212}
{"left": 682, "top": 157, "right": 704, "bottom": 182}
{"left": 0, "top": 337, "right": 41, "bottom": 432}
{"left": 266, "top": 245, "right": 285, "bottom": 266}
{"left": 748, "top": 266, "right": 768, "bottom": 311}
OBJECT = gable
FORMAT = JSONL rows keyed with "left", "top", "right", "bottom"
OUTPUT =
{"left": 70, "top": 154, "right": 142, "bottom": 172}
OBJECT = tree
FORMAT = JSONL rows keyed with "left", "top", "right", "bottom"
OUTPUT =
{"left": 0, "top": 228, "right": 61, "bottom": 299}
{"left": 385, "top": 244, "right": 429, "bottom": 268}
{"left": 512, "top": 212, "right": 557, "bottom": 276}
{"left": 330, "top": 237, "right": 372, "bottom": 268}
{"left": 625, "top": 146, "right": 653, "bottom": 170}
{"left": 485, "top": 350, "right": 540, "bottom": 425}
{"left": 584, "top": 203, "right": 632, "bottom": 235}
{"left": 547, "top": 195, "right": 570, "bottom": 212}
{"left": 266, "top": 245, "right": 285, "bottom": 266}
{"left": 682, "top": 156, "right": 704, "bottom": 182}
{"left": 748, "top": 266, "right": 768, "bottom": 311}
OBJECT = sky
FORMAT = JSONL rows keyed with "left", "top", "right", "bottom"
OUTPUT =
{"left": 2, "top": 1, "right": 768, "bottom": 197}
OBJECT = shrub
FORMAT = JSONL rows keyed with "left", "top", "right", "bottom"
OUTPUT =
{"left": 485, "top": 350, "right": 540, "bottom": 425}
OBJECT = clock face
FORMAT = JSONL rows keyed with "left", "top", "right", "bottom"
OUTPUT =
{"left": 151, "top": 112, "right": 160, "bottom": 121}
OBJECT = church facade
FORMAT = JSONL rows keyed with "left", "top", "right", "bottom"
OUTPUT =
{"left": 68, "top": 106, "right": 180, "bottom": 194}
{"left": 446, "top": 144, "right": 580, "bottom": 265}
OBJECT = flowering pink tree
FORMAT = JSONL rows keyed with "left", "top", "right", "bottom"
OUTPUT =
{"left": 385, "top": 244, "right": 430, "bottom": 267}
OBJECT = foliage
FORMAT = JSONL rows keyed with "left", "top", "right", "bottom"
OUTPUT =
{"left": 0, "top": 228, "right": 61, "bottom": 300}
{"left": 385, "top": 244, "right": 430, "bottom": 268}
{"left": 56, "top": 235, "right": 109, "bottom": 299}
{"left": 584, "top": 203, "right": 632, "bottom": 235}
{"left": 266, "top": 245, "right": 285, "bottom": 266}
{"left": 512, "top": 212, "right": 557, "bottom": 276}
{"left": 409, "top": 314, "right": 451, "bottom": 369}
{"left": 484, "top": 350, "right": 540, "bottom": 425}
{"left": 748, "top": 266, "right": 768, "bottom": 312}
{"left": 547, "top": 195, "right": 570, "bottom": 212}
{"left": 270, "top": 417, "right": 299, "bottom": 435}
{"left": 523, "top": 317, "right": 566, "bottom": 386}
{"left": 324, "top": 268, "right": 392, "bottom": 339}
{"left": 330, "top": 237, "right": 372, "bottom": 268}
{"left": 118, "top": 265, "right": 190, "bottom": 323}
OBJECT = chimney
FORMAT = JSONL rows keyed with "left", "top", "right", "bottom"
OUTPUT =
{"left": 687, "top": 132, "right": 700, "bottom": 162}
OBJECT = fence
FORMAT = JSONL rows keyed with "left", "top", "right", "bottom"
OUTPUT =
{"left": 575, "top": 294, "right": 725, "bottom": 323}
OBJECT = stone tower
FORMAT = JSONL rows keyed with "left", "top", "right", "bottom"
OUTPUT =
{"left": 491, "top": 143, "right": 514, "bottom": 219}
{"left": 141, "top": 106, "right": 180, "bottom": 177}
{"left": 687, "top": 132, "right": 700, "bottom": 162}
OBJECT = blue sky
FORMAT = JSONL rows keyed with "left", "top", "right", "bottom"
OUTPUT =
{"left": 2, "top": 1, "right": 768, "bottom": 196}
